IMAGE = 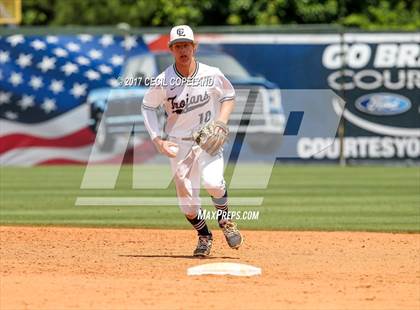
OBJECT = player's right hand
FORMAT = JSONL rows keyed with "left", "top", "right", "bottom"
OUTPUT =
{"left": 152, "top": 137, "right": 179, "bottom": 158}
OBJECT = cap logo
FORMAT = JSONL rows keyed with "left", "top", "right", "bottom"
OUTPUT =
{"left": 176, "top": 28, "right": 185, "bottom": 36}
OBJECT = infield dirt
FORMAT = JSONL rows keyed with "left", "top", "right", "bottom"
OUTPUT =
{"left": 1, "top": 226, "right": 419, "bottom": 309}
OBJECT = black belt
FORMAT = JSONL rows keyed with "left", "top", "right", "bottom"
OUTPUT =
{"left": 169, "top": 136, "right": 195, "bottom": 141}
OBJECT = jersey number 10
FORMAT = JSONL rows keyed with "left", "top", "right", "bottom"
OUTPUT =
{"left": 199, "top": 110, "right": 211, "bottom": 124}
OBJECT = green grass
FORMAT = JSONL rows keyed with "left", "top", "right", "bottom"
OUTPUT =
{"left": 0, "top": 165, "right": 419, "bottom": 232}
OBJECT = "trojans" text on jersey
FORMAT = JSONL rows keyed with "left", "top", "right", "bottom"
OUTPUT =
{"left": 168, "top": 91, "right": 210, "bottom": 114}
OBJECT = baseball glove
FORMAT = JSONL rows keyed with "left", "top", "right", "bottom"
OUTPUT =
{"left": 193, "top": 120, "right": 229, "bottom": 156}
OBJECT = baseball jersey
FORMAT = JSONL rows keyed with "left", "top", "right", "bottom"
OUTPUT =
{"left": 142, "top": 60, "right": 235, "bottom": 138}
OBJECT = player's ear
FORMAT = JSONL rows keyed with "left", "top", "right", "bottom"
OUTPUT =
{"left": 193, "top": 42, "right": 198, "bottom": 54}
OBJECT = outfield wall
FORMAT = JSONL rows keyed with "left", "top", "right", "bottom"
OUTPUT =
{"left": 0, "top": 28, "right": 418, "bottom": 165}
{"left": 195, "top": 33, "right": 420, "bottom": 162}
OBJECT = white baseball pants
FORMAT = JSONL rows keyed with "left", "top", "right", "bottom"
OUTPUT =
{"left": 168, "top": 137, "right": 226, "bottom": 217}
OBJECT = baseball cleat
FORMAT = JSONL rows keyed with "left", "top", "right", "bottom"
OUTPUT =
{"left": 221, "top": 220, "right": 243, "bottom": 249}
{"left": 193, "top": 235, "right": 213, "bottom": 257}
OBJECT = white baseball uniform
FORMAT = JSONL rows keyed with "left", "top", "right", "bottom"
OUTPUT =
{"left": 142, "top": 60, "right": 235, "bottom": 215}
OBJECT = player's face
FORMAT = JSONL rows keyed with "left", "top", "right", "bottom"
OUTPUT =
{"left": 170, "top": 42, "right": 196, "bottom": 66}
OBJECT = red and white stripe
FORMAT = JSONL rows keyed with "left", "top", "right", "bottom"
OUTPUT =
{"left": 0, "top": 104, "right": 157, "bottom": 166}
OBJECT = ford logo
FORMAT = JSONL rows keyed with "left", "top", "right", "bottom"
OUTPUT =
{"left": 355, "top": 93, "right": 411, "bottom": 116}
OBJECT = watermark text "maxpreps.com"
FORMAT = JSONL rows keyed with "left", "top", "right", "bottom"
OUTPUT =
{"left": 198, "top": 209, "right": 260, "bottom": 221}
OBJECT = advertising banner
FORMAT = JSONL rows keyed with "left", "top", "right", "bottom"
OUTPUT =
{"left": 195, "top": 33, "right": 420, "bottom": 161}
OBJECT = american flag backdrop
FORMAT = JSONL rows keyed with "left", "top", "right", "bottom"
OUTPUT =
{"left": 0, "top": 33, "right": 151, "bottom": 166}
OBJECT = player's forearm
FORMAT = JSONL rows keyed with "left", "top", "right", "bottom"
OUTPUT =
{"left": 142, "top": 106, "right": 161, "bottom": 140}
{"left": 218, "top": 99, "right": 235, "bottom": 124}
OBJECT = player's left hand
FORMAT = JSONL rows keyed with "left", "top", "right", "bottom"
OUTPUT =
{"left": 193, "top": 120, "right": 229, "bottom": 156}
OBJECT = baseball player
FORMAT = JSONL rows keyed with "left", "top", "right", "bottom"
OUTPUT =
{"left": 141, "top": 25, "right": 243, "bottom": 257}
